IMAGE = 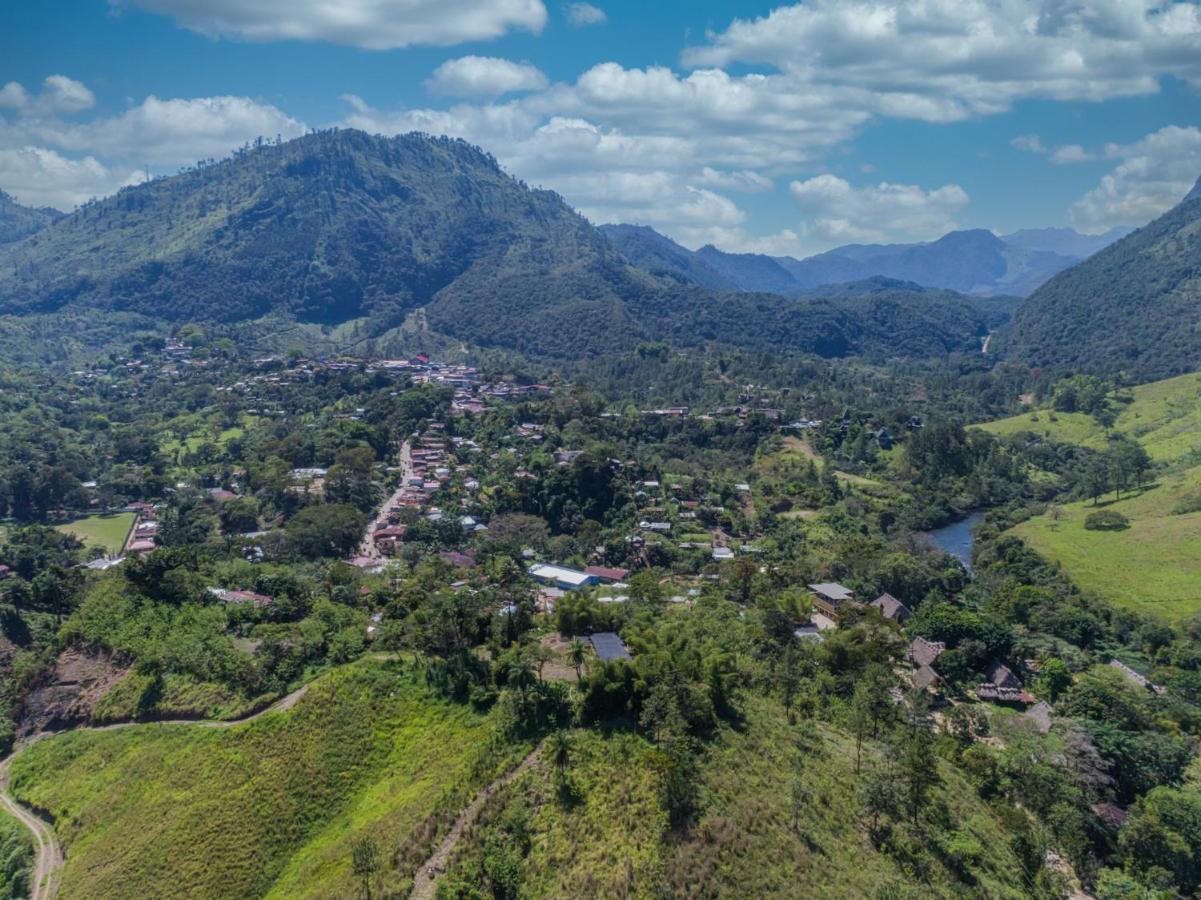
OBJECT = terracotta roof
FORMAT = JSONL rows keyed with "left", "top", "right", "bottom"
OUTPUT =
{"left": 585, "top": 565, "right": 629, "bottom": 582}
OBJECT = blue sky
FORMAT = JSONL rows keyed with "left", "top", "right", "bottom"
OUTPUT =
{"left": 2, "top": 0, "right": 1200, "bottom": 256}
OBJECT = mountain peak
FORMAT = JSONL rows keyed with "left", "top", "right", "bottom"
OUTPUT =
{"left": 1185, "top": 176, "right": 1201, "bottom": 204}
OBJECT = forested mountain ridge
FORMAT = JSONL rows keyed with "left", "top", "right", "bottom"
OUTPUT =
{"left": 602, "top": 222, "right": 1118, "bottom": 298}
{"left": 0, "top": 129, "right": 1003, "bottom": 362}
{"left": 0, "top": 191, "right": 61, "bottom": 245}
{"left": 1003, "top": 179, "right": 1201, "bottom": 382}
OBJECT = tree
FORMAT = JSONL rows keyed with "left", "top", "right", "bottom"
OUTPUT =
{"left": 351, "top": 837, "right": 380, "bottom": 900}
{"left": 898, "top": 694, "right": 940, "bottom": 823}
{"left": 860, "top": 769, "right": 904, "bottom": 845}
{"left": 285, "top": 504, "right": 365, "bottom": 558}
{"left": 568, "top": 638, "right": 586, "bottom": 681}
{"left": 849, "top": 665, "right": 893, "bottom": 772}
{"left": 1035, "top": 657, "right": 1071, "bottom": 702}
{"left": 548, "top": 730, "right": 572, "bottom": 772}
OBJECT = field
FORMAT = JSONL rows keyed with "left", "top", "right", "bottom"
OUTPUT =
{"left": 974, "top": 371, "right": 1201, "bottom": 618}
{"left": 9, "top": 658, "right": 523, "bottom": 900}
{"left": 1010, "top": 467, "right": 1201, "bottom": 619}
{"left": 54, "top": 512, "right": 134, "bottom": 555}
{"left": 441, "top": 698, "right": 1031, "bottom": 899}
{"left": 978, "top": 371, "right": 1201, "bottom": 465}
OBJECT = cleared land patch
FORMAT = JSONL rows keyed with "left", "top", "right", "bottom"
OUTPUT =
{"left": 54, "top": 512, "right": 134, "bottom": 556}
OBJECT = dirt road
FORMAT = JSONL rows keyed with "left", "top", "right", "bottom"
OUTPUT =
{"left": 409, "top": 741, "right": 544, "bottom": 900}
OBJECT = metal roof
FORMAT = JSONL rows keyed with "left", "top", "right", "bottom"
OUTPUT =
{"left": 589, "top": 632, "right": 631, "bottom": 661}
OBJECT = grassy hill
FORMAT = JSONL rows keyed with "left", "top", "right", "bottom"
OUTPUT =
{"left": 1009, "top": 467, "right": 1201, "bottom": 620}
{"left": 440, "top": 698, "right": 1032, "bottom": 899}
{"left": 978, "top": 371, "right": 1201, "bottom": 465}
{"left": 9, "top": 658, "right": 523, "bottom": 899}
{"left": 978, "top": 370, "right": 1201, "bottom": 618}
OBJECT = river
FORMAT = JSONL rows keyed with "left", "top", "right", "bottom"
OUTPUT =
{"left": 921, "top": 511, "right": 985, "bottom": 572}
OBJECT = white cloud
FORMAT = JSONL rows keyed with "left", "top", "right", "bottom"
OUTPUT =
{"left": 41, "top": 75, "right": 95, "bottom": 113}
{"left": 1011, "top": 134, "right": 1047, "bottom": 154}
{"left": 696, "top": 167, "right": 773, "bottom": 192}
{"left": 1013, "top": 133, "right": 1097, "bottom": 164}
{"left": 120, "top": 0, "right": 548, "bottom": 49}
{"left": 684, "top": 0, "right": 1201, "bottom": 119}
{"left": 565, "top": 2, "right": 606, "bottom": 26}
{"left": 1071, "top": 125, "right": 1201, "bottom": 230}
{"left": 1049, "top": 144, "right": 1096, "bottom": 164}
{"left": 0, "top": 146, "right": 146, "bottom": 210}
{"left": 427, "top": 57, "right": 548, "bottom": 97}
{"left": 788, "top": 174, "right": 969, "bottom": 245}
{"left": 0, "top": 87, "right": 306, "bottom": 209}
{"left": 0, "top": 83, "right": 29, "bottom": 110}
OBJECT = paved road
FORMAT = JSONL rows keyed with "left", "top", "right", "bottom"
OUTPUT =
{"left": 356, "top": 438, "right": 414, "bottom": 560}
{"left": 0, "top": 683, "right": 312, "bottom": 900}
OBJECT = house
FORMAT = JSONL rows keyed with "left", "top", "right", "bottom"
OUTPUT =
{"left": 584, "top": 565, "right": 629, "bottom": 584}
{"left": 870, "top": 592, "right": 911, "bottom": 623}
{"left": 222, "top": 590, "right": 273, "bottom": 608}
{"left": 908, "top": 637, "right": 946, "bottom": 668}
{"left": 712, "top": 546, "right": 735, "bottom": 561}
{"left": 977, "top": 660, "right": 1032, "bottom": 704}
{"left": 372, "top": 525, "right": 407, "bottom": 549}
{"left": 82, "top": 557, "right": 125, "bottom": 572}
{"left": 127, "top": 539, "right": 156, "bottom": 554}
{"left": 209, "top": 488, "right": 238, "bottom": 501}
{"left": 793, "top": 623, "right": 824, "bottom": 643}
{"left": 439, "top": 551, "right": 477, "bottom": 569}
{"left": 808, "top": 582, "right": 857, "bottom": 620}
{"left": 913, "top": 664, "right": 940, "bottom": 692}
{"left": 527, "top": 563, "right": 599, "bottom": 591}
{"left": 589, "top": 632, "right": 632, "bottom": 661}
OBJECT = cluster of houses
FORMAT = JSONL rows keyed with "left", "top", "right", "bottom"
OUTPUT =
{"left": 123, "top": 501, "right": 160, "bottom": 555}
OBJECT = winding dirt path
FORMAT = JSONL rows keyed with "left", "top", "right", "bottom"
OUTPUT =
{"left": 0, "top": 682, "right": 312, "bottom": 900}
{"left": 409, "top": 741, "right": 544, "bottom": 900}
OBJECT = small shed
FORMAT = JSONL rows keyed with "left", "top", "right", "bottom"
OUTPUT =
{"left": 589, "top": 632, "right": 631, "bottom": 661}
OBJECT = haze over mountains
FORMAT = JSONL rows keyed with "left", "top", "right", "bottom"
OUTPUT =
{"left": 0, "top": 130, "right": 1006, "bottom": 362}
{"left": 601, "top": 222, "right": 1129, "bottom": 298}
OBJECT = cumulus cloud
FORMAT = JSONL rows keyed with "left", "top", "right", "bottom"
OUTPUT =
{"left": 1013, "top": 133, "right": 1097, "bottom": 164}
{"left": 1049, "top": 144, "right": 1096, "bottom": 164}
{"left": 789, "top": 174, "right": 969, "bottom": 245}
{"left": 565, "top": 2, "right": 606, "bottom": 26}
{"left": 427, "top": 57, "right": 548, "bottom": 97}
{"left": 684, "top": 0, "right": 1201, "bottom": 119}
{"left": 1071, "top": 125, "right": 1201, "bottom": 231}
{"left": 120, "top": 0, "right": 548, "bottom": 49}
{"left": 0, "top": 146, "right": 146, "bottom": 210}
{"left": 0, "top": 78, "right": 306, "bottom": 209}
{"left": 41, "top": 75, "right": 95, "bottom": 113}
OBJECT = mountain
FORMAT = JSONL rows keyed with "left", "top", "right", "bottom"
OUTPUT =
{"left": 1001, "top": 226, "right": 1131, "bottom": 259}
{"left": 597, "top": 224, "right": 736, "bottom": 291}
{"left": 0, "top": 190, "right": 61, "bottom": 245}
{"left": 601, "top": 224, "right": 1107, "bottom": 298}
{"left": 694, "top": 245, "right": 800, "bottom": 294}
{"left": 1003, "top": 181, "right": 1201, "bottom": 382}
{"left": 0, "top": 129, "right": 999, "bottom": 362}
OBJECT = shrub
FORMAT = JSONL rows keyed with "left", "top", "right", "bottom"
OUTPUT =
{"left": 1084, "top": 510, "right": 1130, "bottom": 531}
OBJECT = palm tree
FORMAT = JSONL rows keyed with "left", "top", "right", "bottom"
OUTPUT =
{"left": 568, "top": 638, "right": 586, "bottom": 681}
{"left": 549, "top": 729, "right": 572, "bottom": 772}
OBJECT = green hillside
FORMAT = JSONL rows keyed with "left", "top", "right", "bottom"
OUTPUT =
{"left": 440, "top": 698, "right": 1032, "bottom": 899}
{"left": 978, "top": 370, "right": 1201, "bottom": 618}
{"left": 0, "top": 131, "right": 1002, "bottom": 363}
{"left": 1010, "top": 466, "right": 1201, "bottom": 620}
{"left": 9, "top": 658, "right": 522, "bottom": 900}
{"left": 978, "top": 371, "right": 1201, "bottom": 464}
{"left": 1003, "top": 183, "right": 1201, "bottom": 382}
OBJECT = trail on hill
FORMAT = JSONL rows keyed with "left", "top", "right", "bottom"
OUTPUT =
{"left": 0, "top": 681, "right": 312, "bottom": 900}
{"left": 410, "top": 741, "right": 545, "bottom": 900}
